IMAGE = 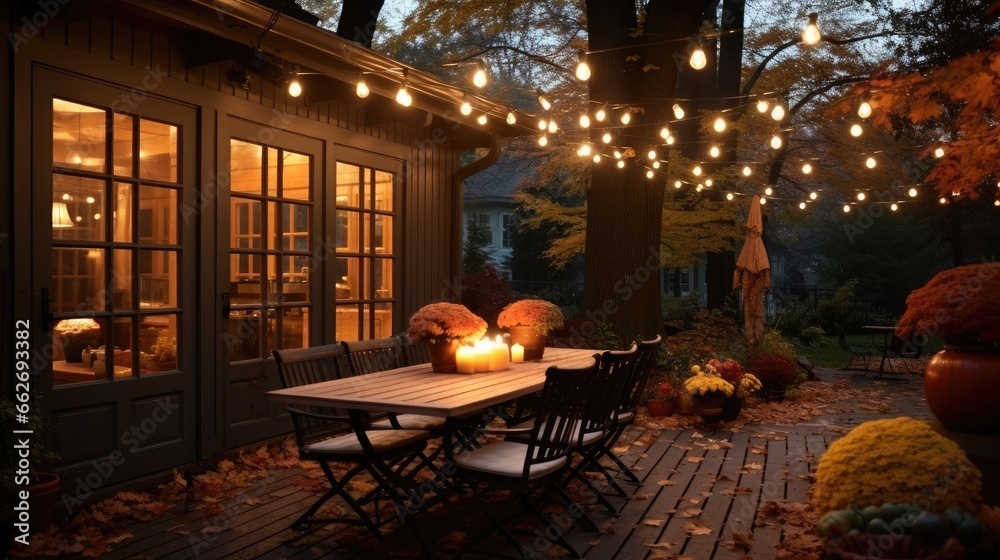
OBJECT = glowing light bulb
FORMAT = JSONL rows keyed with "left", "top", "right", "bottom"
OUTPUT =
{"left": 726, "top": 192, "right": 734, "bottom": 201}
{"left": 802, "top": 163, "right": 813, "bottom": 174}
{"left": 580, "top": 144, "right": 592, "bottom": 156}
{"left": 575, "top": 51, "right": 591, "bottom": 81}
{"left": 613, "top": 150, "right": 622, "bottom": 159}
{"left": 653, "top": 161, "right": 660, "bottom": 169}
{"left": 647, "top": 149, "right": 657, "bottom": 160}
{"left": 713, "top": 117, "right": 726, "bottom": 132}
{"left": 538, "top": 94, "right": 551, "bottom": 111}
{"left": 538, "top": 119, "right": 547, "bottom": 130}
{"left": 709, "top": 146, "right": 720, "bottom": 158}
{"left": 802, "top": 13, "right": 821, "bottom": 45}
{"left": 620, "top": 111, "right": 631, "bottom": 125}
{"left": 742, "top": 166, "right": 752, "bottom": 177}
{"left": 93, "top": 213, "right": 101, "bottom": 220}
{"left": 764, "top": 186, "right": 773, "bottom": 196}
{"left": 547, "top": 120, "right": 558, "bottom": 133}
{"left": 659, "top": 127, "right": 670, "bottom": 139}
{"left": 939, "top": 197, "right": 948, "bottom": 204}
{"left": 506, "top": 112, "right": 517, "bottom": 125}
{"left": 705, "top": 179, "right": 713, "bottom": 187}
{"left": 994, "top": 199, "right": 1000, "bottom": 207}
{"left": 666, "top": 136, "right": 676, "bottom": 145}
{"left": 595, "top": 108, "right": 606, "bottom": 121}
{"left": 356, "top": 77, "right": 370, "bottom": 98}
{"left": 857, "top": 192, "right": 866, "bottom": 201}
{"left": 693, "top": 165, "right": 702, "bottom": 176}
{"left": 538, "top": 135, "right": 548, "bottom": 147}
{"left": 756, "top": 100, "right": 769, "bottom": 113}
{"left": 934, "top": 147, "right": 945, "bottom": 158}
{"left": 696, "top": 184, "right": 704, "bottom": 192}
{"left": 771, "top": 105, "right": 785, "bottom": 121}
{"left": 646, "top": 170, "right": 655, "bottom": 179}
{"left": 395, "top": 84, "right": 412, "bottom": 107}
{"left": 891, "top": 203, "right": 899, "bottom": 211}
{"left": 690, "top": 47, "right": 707, "bottom": 70}
{"left": 908, "top": 188, "right": 918, "bottom": 197}
{"left": 770, "top": 135, "right": 782, "bottom": 149}
{"left": 287, "top": 77, "right": 302, "bottom": 98}
{"left": 593, "top": 154, "right": 601, "bottom": 163}
{"left": 579, "top": 114, "right": 591, "bottom": 128}
{"left": 673, "top": 104, "right": 685, "bottom": 119}
{"left": 799, "top": 202, "right": 807, "bottom": 209}
{"left": 858, "top": 101, "right": 872, "bottom": 119}
{"left": 866, "top": 157, "right": 877, "bottom": 169}
{"left": 759, "top": 197, "right": 767, "bottom": 205}
{"left": 477, "top": 114, "right": 488, "bottom": 125}
{"left": 850, "top": 124, "right": 863, "bottom": 137}
{"left": 843, "top": 204, "right": 851, "bottom": 213}
{"left": 674, "top": 181, "right": 682, "bottom": 188}
{"left": 472, "top": 64, "right": 488, "bottom": 88}
{"left": 602, "top": 132, "right": 612, "bottom": 144}
{"left": 86, "top": 196, "right": 95, "bottom": 204}
{"left": 810, "top": 192, "right": 818, "bottom": 200}
{"left": 617, "top": 160, "right": 625, "bottom": 169}
{"left": 62, "top": 193, "right": 71, "bottom": 201}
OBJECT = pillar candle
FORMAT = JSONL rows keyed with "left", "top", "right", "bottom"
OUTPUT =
{"left": 489, "top": 335, "right": 509, "bottom": 371}
{"left": 511, "top": 343, "right": 525, "bottom": 363}
{"left": 456, "top": 345, "right": 477, "bottom": 374}
{"left": 474, "top": 340, "right": 491, "bottom": 372}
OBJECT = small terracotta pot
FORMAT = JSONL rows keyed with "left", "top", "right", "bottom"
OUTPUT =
{"left": 646, "top": 400, "right": 675, "bottom": 417}
{"left": 507, "top": 325, "right": 547, "bottom": 360}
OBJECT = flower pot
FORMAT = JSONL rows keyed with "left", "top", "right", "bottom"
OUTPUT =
{"left": 721, "top": 396, "right": 743, "bottom": 421}
{"left": 60, "top": 332, "right": 102, "bottom": 363}
{"left": 923, "top": 345, "right": 1000, "bottom": 433}
{"left": 26, "top": 472, "right": 60, "bottom": 536}
{"left": 646, "top": 400, "right": 675, "bottom": 417}
{"left": 694, "top": 390, "right": 726, "bottom": 423}
{"left": 507, "top": 325, "right": 547, "bottom": 360}
{"left": 426, "top": 340, "right": 461, "bottom": 373}
{"left": 676, "top": 389, "right": 697, "bottom": 415}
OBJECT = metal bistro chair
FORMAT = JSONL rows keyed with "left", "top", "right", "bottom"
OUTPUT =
{"left": 445, "top": 359, "right": 599, "bottom": 559}
{"left": 836, "top": 323, "right": 874, "bottom": 374}
{"left": 884, "top": 334, "right": 924, "bottom": 378}
{"left": 271, "top": 344, "right": 435, "bottom": 535}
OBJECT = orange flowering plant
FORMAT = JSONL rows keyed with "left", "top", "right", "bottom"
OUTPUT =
{"left": 407, "top": 302, "right": 488, "bottom": 344}
{"left": 497, "top": 298, "right": 565, "bottom": 335}
{"left": 896, "top": 263, "right": 1000, "bottom": 344}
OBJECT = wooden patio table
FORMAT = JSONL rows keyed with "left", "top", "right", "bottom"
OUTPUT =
{"left": 266, "top": 346, "right": 601, "bottom": 419}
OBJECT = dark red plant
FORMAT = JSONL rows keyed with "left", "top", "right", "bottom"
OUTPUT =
{"left": 461, "top": 265, "right": 515, "bottom": 328}
{"left": 748, "top": 354, "right": 799, "bottom": 391}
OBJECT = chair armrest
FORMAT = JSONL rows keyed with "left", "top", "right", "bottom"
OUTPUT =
{"left": 479, "top": 426, "right": 533, "bottom": 435}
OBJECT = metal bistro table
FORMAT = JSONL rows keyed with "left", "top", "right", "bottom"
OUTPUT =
{"left": 861, "top": 325, "right": 906, "bottom": 380}
{"left": 266, "top": 346, "right": 601, "bottom": 420}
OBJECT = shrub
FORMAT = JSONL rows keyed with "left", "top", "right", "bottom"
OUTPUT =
{"left": 798, "top": 325, "right": 826, "bottom": 346}
{"left": 775, "top": 300, "right": 819, "bottom": 339}
{"left": 748, "top": 354, "right": 799, "bottom": 391}
{"left": 664, "top": 310, "right": 746, "bottom": 377}
{"left": 661, "top": 291, "right": 703, "bottom": 328}
{"left": 461, "top": 265, "right": 515, "bottom": 327}
{"left": 812, "top": 417, "right": 982, "bottom": 514}
{"left": 754, "top": 330, "right": 798, "bottom": 362}
{"left": 816, "top": 279, "right": 860, "bottom": 333}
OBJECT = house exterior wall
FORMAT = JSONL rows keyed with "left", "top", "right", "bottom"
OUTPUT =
{"left": 2, "top": 2, "right": 484, "bottom": 495}
{"left": 463, "top": 200, "right": 515, "bottom": 276}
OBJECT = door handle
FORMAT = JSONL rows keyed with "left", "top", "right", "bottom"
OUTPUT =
{"left": 221, "top": 292, "right": 231, "bottom": 317}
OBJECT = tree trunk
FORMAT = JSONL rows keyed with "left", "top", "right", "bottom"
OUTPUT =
{"left": 336, "top": 0, "right": 386, "bottom": 48}
{"left": 582, "top": 0, "right": 711, "bottom": 343}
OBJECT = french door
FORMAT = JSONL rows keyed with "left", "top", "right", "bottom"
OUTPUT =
{"left": 32, "top": 69, "right": 198, "bottom": 485}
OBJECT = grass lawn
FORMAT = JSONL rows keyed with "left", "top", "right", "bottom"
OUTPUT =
{"left": 794, "top": 334, "right": 944, "bottom": 368}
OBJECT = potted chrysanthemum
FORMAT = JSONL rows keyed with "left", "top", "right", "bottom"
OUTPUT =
{"left": 683, "top": 364, "right": 734, "bottom": 423}
{"left": 407, "top": 302, "right": 488, "bottom": 372}
{"left": 496, "top": 299, "right": 564, "bottom": 360}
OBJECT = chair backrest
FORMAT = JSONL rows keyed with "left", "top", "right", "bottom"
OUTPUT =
{"left": 580, "top": 347, "right": 637, "bottom": 444}
{"left": 523, "top": 359, "right": 598, "bottom": 480}
{"left": 835, "top": 323, "right": 852, "bottom": 352}
{"left": 615, "top": 335, "right": 662, "bottom": 419}
{"left": 343, "top": 336, "right": 406, "bottom": 375}
{"left": 399, "top": 332, "right": 431, "bottom": 366}
{"left": 271, "top": 344, "right": 354, "bottom": 446}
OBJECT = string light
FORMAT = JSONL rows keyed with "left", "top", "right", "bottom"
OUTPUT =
{"left": 287, "top": 75, "right": 302, "bottom": 97}
{"left": 994, "top": 199, "right": 1000, "bottom": 207}
{"left": 653, "top": 161, "right": 660, "bottom": 169}
{"left": 939, "top": 197, "right": 948, "bottom": 204}
{"left": 802, "top": 12, "right": 821, "bottom": 45}
{"left": 356, "top": 75, "right": 370, "bottom": 98}
{"left": 858, "top": 101, "right": 872, "bottom": 119}
{"left": 575, "top": 50, "right": 591, "bottom": 81}
{"left": 690, "top": 45, "right": 707, "bottom": 70}
{"left": 647, "top": 149, "right": 658, "bottom": 160}
{"left": 693, "top": 165, "right": 702, "bottom": 176}
{"left": 506, "top": 112, "right": 517, "bottom": 125}
{"left": 756, "top": 99, "right": 769, "bottom": 113}
{"left": 934, "top": 147, "right": 945, "bottom": 158}
{"left": 799, "top": 202, "right": 807, "bottom": 209}
{"left": 857, "top": 192, "right": 866, "bottom": 201}
{"left": 472, "top": 61, "right": 488, "bottom": 88}
{"left": 726, "top": 192, "right": 735, "bottom": 201}
{"left": 759, "top": 197, "right": 767, "bottom": 205}
{"left": 647, "top": 170, "right": 655, "bottom": 179}
{"left": 538, "top": 119, "right": 547, "bottom": 130}
{"left": 770, "top": 135, "right": 782, "bottom": 149}
{"left": 696, "top": 184, "right": 704, "bottom": 192}
{"left": 602, "top": 132, "right": 613, "bottom": 144}
{"left": 659, "top": 127, "right": 670, "bottom": 139}
{"left": 764, "top": 186, "right": 773, "bottom": 196}
{"left": 613, "top": 150, "right": 622, "bottom": 159}
{"left": 843, "top": 204, "right": 851, "bottom": 213}
{"left": 809, "top": 192, "right": 818, "bottom": 200}
{"left": 771, "top": 105, "right": 785, "bottom": 121}
{"left": 579, "top": 114, "right": 591, "bottom": 128}
{"left": 802, "top": 163, "right": 813, "bottom": 174}
{"left": 908, "top": 188, "right": 918, "bottom": 197}
{"left": 709, "top": 145, "right": 720, "bottom": 158}
{"left": 705, "top": 179, "right": 713, "bottom": 187}
{"left": 477, "top": 114, "right": 488, "bottom": 125}
{"left": 865, "top": 157, "right": 877, "bottom": 169}
{"left": 620, "top": 111, "right": 631, "bottom": 125}
{"left": 850, "top": 124, "right": 863, "bottom": 137}
{"left": 593, "top": 154, "right": 601, "bottom": 163}
{"left": 617, "top": 160, "right": 626, "bottom": 169}
{"left": 579, "top": 143, "right": 592, "bottom": 157}
{"left": 674, "top": 181, "right": 682, "bottom": 188}
{"left": 595, "top": 107, "right": 607, "bottom": 121}
{"left": 537, "top": 92, "right": 551, "bottom": 111}
{"left": 672, "top": 103, "right": 685, "bottom": 119}
{"left": 666, "top": 136, "right": 676, "bottom": 145}
{"left": 742, "top": 166, "right": 752, "bottom": 176}
{"left": 547, "top": 120, "right": 558, "bottom": 133}
{"left": 891, "top": 203, "right": 899, "bottom": 211}
{"left": 538, "top": 135, "right": 548, "bottom": 147}
{"left": 713, "top": 117, "right": 727, "bottom": 132}
{"left": 395, "top": 83, "right": 412, "bottom": 107}
{"left": 460, "top": 100, "right": 472, "bottom": 115}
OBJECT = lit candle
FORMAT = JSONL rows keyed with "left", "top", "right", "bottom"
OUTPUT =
{"left": 456, "top": 345, "right": 477, "bottom": 374}
{"left": 489, "top": 335, "right": 509, "bottom": 371}
{"left": 511, "top": 343, "right": 525, "bottom": 363}
{"left": 475, "top": 339, "right": 491, "bottom": 372}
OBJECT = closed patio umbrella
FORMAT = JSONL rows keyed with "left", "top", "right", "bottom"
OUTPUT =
{"left": 733, "top": 195, "right": 771, "bottom": 348}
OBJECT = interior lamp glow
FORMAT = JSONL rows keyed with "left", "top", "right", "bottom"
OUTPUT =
{"left": 472, "top": 62, "right": 488, "bottom": 88}
{"left": 672, "top": 103, "right": 685, "bottom": 119}
{"left": 52, "top": 202, "right": 73, "bottom": 228}
{"left": 575, "top": 51, "right": 591, "bottom": 81}
{"left": 713, "top": 117, "right": 726, "bottom": 132}
{"left": 690, "top": 46, "right": 707, "bottom": 70}
{"left": 771, "top": 104, "right": 785, "bottom": 120}
{"left": 802, "top": 13, "right": 821, "bottom": 45}
{"left": 287, "top": 76, "right": 302, "bottom": 98}
{"left": 756, "top": 99, "right": 769, "bottom": 113}
{"left": 356, "top": 77, "right": 370, "bottom": 98}
{"left": 858, "top": 101, "right": 872, "bottom": 119}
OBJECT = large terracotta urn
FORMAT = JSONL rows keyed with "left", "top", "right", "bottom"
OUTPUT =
{"left": 923, "top": 345, "right": 1000, "bottom": 433}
